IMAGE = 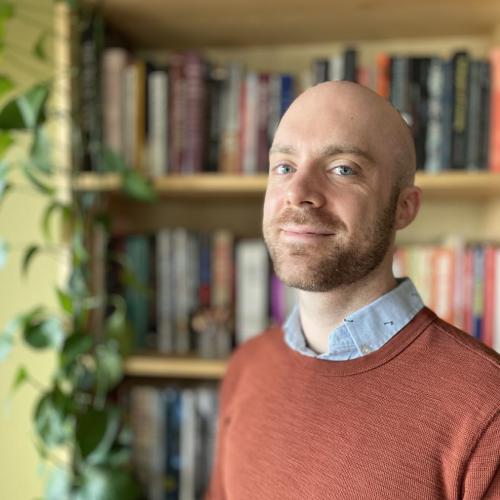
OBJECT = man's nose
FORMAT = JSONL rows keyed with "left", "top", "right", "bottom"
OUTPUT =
{"left": 285, "top": 168, "right": 327, "bottom": 208}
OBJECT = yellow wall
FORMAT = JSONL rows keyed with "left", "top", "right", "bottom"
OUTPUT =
{"left": 0, "top": 1, "right": 57, "bottom": 498}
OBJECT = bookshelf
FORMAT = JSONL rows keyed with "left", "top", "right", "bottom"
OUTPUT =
{"left": 124, "top": 355, "right": 227, "bottom": 379}
{"left": 74, "top": 171, "right": 500, "bottom": 200}
{"left": 57, "top": 2, "right": 500, "bottom": 496}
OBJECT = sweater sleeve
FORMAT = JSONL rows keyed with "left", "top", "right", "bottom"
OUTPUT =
{"left": 462, "top": 409, "right": 500, "bottom": 500}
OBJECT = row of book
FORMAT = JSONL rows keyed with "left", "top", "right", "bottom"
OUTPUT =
{"left": 394, "top": 243, "right": 500, "bottom": 350}
{"left": 109, "top": 228, "right": 499, "bottom": 356}
{"left": 129, "top": 385, "right": 218, "bottom": 500}
{"left": 313, "top": 49, "right": 496, "bottom": 172}
{"left": 78, "top": 13, "right": 500, "bottom": 176}
{"left": 108, "top": 231, "right": 296, "bottom": 358}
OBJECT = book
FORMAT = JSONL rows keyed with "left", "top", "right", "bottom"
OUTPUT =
{"left": 235, "top": 239, "right": 269, "bottom": 345}
{"left": 148, "top": 67, "right": 169, "bottom": 177}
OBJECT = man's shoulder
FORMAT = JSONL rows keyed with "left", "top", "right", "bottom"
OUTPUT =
{"left": 229, "top": 326, "right": 284, "bottom": 367}
{"left": 421, "top": 310, "right": 500, "bottom": 387}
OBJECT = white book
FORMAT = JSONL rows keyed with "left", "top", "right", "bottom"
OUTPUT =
{"left": 148, "top": 70, "right": 169, "bottom": 177}
{"left": 101, "top": 47, "right": 127, "bottom": 156}
{"left": 236, "top": 239, "right": 269, "bottom": 344}
{"left": 180, "top": 390, "right": 197, "bottom": 500}
{"left": 328, "top": 54, "right": 344, "bottom": 81}
{"left": 130, "top": 386, "right": 164, "bottom": 498}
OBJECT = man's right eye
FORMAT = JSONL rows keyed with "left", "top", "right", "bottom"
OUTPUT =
{"left": 274, "top": 164, "right": 295, "bottom": 175}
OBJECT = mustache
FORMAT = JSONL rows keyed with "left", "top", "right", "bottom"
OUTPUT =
{"left": 273, "top": 208, "right": 346, "bottom": 232}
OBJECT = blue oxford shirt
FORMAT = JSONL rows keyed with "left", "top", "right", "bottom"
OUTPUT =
{"left": 283, "top": 278, "right": 425, "bottom": 360}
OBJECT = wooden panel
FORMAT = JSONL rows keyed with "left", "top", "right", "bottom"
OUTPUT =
{"left": 124, "top": 355, "right": 227, "bottom": 379}
{"left": 90, "top": 0, "right": 500, "bottom": 48}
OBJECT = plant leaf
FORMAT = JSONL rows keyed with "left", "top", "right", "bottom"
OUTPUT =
{"left": 77, "top": 465, "right": 141, "bottom": 500}
{"left": 33, "top": 30, "right": 49, "bottom": 62}
{"left": 56, "top": 287, "right": 73, "bottom": 314}
{"left": 45, "top": 466, "right": 71, "bottom": 500}
{"left": 31, "top": 127, "right": 54, "bottom": 174}
{"left": 0, "top": 74, "right": 14, "bottom": 99}
{"left": 105, "top": 298, "right": 133, "bottom": 356}
{"left": 11, "top": 365, "right": 28, "bottom": 392}
{"left": 23, "top": 316, "right": 64, "bottom": 350}
{"left": 0, "top": 316, "right": 20, "bottom": 361}
{"left": 0, "top": 95, "right": 24, "bottom": 129}
{"left": 0, "top": 237, "right": 9, "bottom": 269}
{"left": 100, "top": 147, "right": 128, "bottom": 173}
{"left": 76, "top": 408, "right": 115, "bottom": 460}
{"left": 22, "top": 162, "right": 55, "bottom": 195}
{"left": 121, "top": 170, "right": 156, "bottom": 202}
{"left": 95, "top": 342, "right": 123, "bottom": 396}
{"left": 34, "top": 387, "right": 71, "bottom": 446}
{"left": 22, "top": 244, "right": 39, "bottom": 277}
{"left": 0, "top": 130, "right": 13, "bottom": 156}
{"left": 0, "top": 2, "right": 14, "bottom": 19}
{"left": 60, "top": 332, "right": 92, "bottom": 369}
{"left": 17, "top": 82, "right": 51, "bottom": 129}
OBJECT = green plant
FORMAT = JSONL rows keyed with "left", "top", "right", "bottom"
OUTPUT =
{"left": 0, "top": 1, "right": 155, "bottom": 498}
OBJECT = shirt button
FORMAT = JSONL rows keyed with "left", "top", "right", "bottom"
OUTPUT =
{"left": 360, "top": 344, "right": 372, "bottom": 355}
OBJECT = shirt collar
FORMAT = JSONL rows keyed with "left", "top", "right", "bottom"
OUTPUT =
{"left": 283, "top": 278, "right": 424, "bottom": 358}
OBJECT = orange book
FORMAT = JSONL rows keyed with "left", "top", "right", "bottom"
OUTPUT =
{"left": 376, "top": 53, "right": 391, "bottom": 99}
{"left": 488, "top": 48, "right": 500, "bottom": 172}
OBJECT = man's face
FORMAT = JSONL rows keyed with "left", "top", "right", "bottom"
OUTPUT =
{"left": 262, "top": 86, "right": 400, "bottom": 292}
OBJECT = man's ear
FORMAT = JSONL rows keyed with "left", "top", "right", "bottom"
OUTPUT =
{"left": 394, "top": 186, "right": 422, "bottom": 231}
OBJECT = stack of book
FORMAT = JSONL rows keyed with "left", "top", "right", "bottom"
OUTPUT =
{"left": 129, "top": 384, "right": 218, "bottom": 500}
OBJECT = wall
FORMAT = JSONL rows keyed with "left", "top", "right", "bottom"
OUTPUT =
{"left": 0, "top": 1, "right": 58, "bottom": 498}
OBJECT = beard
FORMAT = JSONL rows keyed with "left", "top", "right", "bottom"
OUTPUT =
{"left": 263, "top": 192, "right": 398, "bottom": 292}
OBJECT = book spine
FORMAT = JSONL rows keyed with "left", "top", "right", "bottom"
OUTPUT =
{"left": 148, "top": 69, "right": 169, "bottom": 177}
{"left": 478, "top": 61, "right": 491, "bottom": 169}
{"left": 450, "top": 51, "right": 470, "bottom": 169}
{"left": 219, "top": 63, "right": 243, "bottom": 174}
{"left": 236, "top": 239, "right": 269, "bottom": 345}
{"left": 241, "top": 72, "right": 259, "bottom": 174}
{"left": 169, "top": 53, "right": 185, "bottom": 174}
{"left": 313, "top": 58, "right": 329, "bottom": 84}
{"left": 179, "top": 389, "right": 196, "bottom": 500}
{"left": 343, "top": 47, "right": 357, "bottom": 82}
{"left": 206, "top": 66, "right": 226, "bottom": 172}
{"left": 79, "top": 8, "right": 104, "bottom": 172}
{"left": 483, "top": 245, "right": 495, "bottom": 348}
{"left": 425, "top": 58, "right": 445, "bottom": 173}
{"left": 101, "top": 47, "right": 127, "bottom": 159}
{"left": 465, "top": 60, "right": 482, "bottom": 170}
{"left": 494, "top": 248, "right": 500, "bottom": 353}
{"left": 157, "top": 229, "right": 174, "bottom": 353}
{"left": 488, "top": 48, "right": 500, "bottom": 172}
{"left": 182, "top": 52, "right": 206, "bottom": 173}
{"left": 376, "top": 53, "right": 391, "bottom": 99}
{"left": 257, "top": 73, "right": 270, "bottom": 172}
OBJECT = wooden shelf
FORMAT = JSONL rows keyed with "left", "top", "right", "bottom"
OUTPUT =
{"left": 124, "top": 355, "right": 228, "bottom": 379}
{"left": 92, "top": 0, "right": 500, "bottom": 49}
{"left": 74, "top": 171, "right": 500, "bottom": 200}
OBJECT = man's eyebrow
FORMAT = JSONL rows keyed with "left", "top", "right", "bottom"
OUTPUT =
{"left": 269, "top": 144, "right": 297, "bottom": 155}
{"left": 320, "top": 145, "right": 374, "bottom": 163}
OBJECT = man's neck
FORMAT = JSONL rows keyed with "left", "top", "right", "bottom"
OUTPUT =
{"left": 298, "top": 269, "right": 398, "bottom": 355}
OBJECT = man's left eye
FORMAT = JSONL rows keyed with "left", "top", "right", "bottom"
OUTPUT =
{"left": 332, "top": 165, "right": 355, "bottom": 176}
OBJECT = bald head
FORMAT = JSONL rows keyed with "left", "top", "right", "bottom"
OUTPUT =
{"left": 274, "top": 81, "right": 417, "bottom": 190}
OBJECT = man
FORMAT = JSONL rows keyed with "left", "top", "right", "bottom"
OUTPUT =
{"left": 206, "top": 82, "right": 500, "bottom": 499}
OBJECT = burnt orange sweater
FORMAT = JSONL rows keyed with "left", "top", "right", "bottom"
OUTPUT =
{"left": 206, "top": 308, "right": 500, "bottom": 500}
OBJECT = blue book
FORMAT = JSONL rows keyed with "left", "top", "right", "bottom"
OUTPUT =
{"left": 165, "top": 388, "right": 181, "bottom": 500}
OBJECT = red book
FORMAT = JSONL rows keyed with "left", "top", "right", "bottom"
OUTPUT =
{"left": 488, "top": 48, "right": 500, "bottom": 172}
